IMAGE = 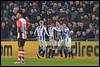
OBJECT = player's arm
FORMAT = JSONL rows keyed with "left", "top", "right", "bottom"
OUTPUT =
{"left": 17, "top": 20, "right": 22, "bottom": 33}
{"left": 70, "top": 30, "right": 73, "bottom": 35}
{"left": 54, "top": 27, "right": 61, "bottom": 32}
{"left": 34, "top": 27, "right": 37, "bottom": 36}
{"left": 25, "top": 16, "right": 31, "bottom": 30}
{"left": 44, "top": 27, "right": 49, "bottom": 36}
{"left": 26, "top": 22, "right": 31, "bottom": 30}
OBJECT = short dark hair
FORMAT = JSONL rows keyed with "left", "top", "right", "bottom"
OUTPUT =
{"left": 17, "top": 10, "right": 23, "bottom": 16}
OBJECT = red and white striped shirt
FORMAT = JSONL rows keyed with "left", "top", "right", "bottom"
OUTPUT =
{"left": 17, "top": 18, "right": 30, "bottom": 39}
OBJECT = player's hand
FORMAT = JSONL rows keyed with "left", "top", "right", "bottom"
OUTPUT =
{"left": 70, "top": 31, "right": 73, "bottom": 35}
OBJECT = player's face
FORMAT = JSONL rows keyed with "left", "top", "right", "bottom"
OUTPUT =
{"left": 16, "top": 13, "right": 21, "bottom": 19}
{"left": 50, "top": 23, "right": 53, "bottom": 27}
{"left": 39, "top": 20, "right": 44, "bottom": 26}
{"left": 56, "top": 21, "right": 60, "bottom": 27}
{"left": 63, "top": 23, "right": 66, "bottom": 28}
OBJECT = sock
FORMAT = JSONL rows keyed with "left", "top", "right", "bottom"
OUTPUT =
{"left": 64, "top": 49, "right": 68, "bottom": 58}
{"left": 39, "top": 47, "right": 42, "bottom": 54}
{"left": 49, "top": 48, "right": 52, "bottom": 57}
{"left": 60, "top": 51, "right": 63, "bottom": 57}
{"left": 39, "top": 47, "right": 43, "bottom": 56}
{"left": 51, "top": 50, "right": 55, "bottom": 58}
{"left": 68, "top": 50, "right": 72, "bottom": 58}
{"left": 17, "top": 49, "right": 21, "bottom": 62}
{"left": 58, "top": 47, "right": 62, "bottom": 56}
{"left": 71, "top": 51, "right": 74, "bottom": 58}
{"left": 21, "top": 50, "right": 24, "bottom": 62}
{"left": 59, "top": 49, "right": 63, "bottom": 57}
{"left": 42, "top": 47, "right": 46, "bottom": 57}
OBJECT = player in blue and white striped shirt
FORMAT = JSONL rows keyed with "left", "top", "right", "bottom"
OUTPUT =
{"left": 48, "top": 22, "right": 61, "bottom": 58}
{"left": 61, "top": 23, "right": 73, "bottom": 58}
{"left": 34, "top": 20, "right": 49, "bottom": 58}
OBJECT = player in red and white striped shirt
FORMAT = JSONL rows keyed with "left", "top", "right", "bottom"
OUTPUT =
{"left": 15, "top": 12, "right": 30, "bottom": 64}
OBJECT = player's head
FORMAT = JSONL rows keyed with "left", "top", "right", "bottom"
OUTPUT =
{"left": 39, "top": 20, "right": 44, "bottom": 26}
{"left": 62, "top": 23, "right": 67, "bottom": 28}
{"left": 16, "top": 12, "right": 22, "bottom": 19}
{"left": 56, "top": 21, "right": 60, "bottom": 27}
{"left": 16, "top": 11, "right": 23, "bottom": 19}
{"left": 50, "top": 23, "right": 54, "bottom": 27}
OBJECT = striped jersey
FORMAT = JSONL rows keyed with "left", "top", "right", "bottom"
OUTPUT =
{"left": 62, "top": 27, "right": 73, "bottom": 39}
{"left": 16, "top": 18, "right": 30, "bottom": 39}
{"left": 48, "top": 26, "right": 61, "bottom": 40}
{"left": 35, "top": 25, "right": 48, "bottom": 40}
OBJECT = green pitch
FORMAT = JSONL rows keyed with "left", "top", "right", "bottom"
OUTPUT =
{"left": 1, "top": 58, "right": 99, "bottom": 66}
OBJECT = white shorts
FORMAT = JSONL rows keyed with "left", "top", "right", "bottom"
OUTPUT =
{"left": 58, "top": 39, "right": 63, "bottom": 47}
{"left": 49, "top": 36, "right": 57, "bottom": 47}
{"left": 62, "top": 38, "right": 71, "bottom": 47}
{"left": 38, "top": 36, "right": 47, "bottom": 47}
{"left": 49, "top": 39, "right": 56, "bottom": 47}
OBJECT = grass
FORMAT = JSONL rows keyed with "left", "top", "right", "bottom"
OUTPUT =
{"left": 1, "top": 58, "right": 99, "bottom": 66}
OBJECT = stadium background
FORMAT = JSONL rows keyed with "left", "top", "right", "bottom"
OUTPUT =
{"left": 1, "top": 1, "right": 99, "bottom": 66}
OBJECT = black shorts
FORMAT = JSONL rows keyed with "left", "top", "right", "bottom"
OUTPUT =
{"left": 18, "top": 38, "right": 25, "bottom": 47}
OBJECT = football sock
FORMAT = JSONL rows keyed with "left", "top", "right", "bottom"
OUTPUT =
{"left": 17, "top": 49, "right": 21, "bottom": 62}
{"left": 49, "top": 48, "right": 52, "bottom": 57}
{"left": 58, "top": 47, "right": 62, "bottom": 56}
{"left": 42, "top": 47, "right": 46, "bottom": 57}
{"left": 51, "top": 50, "right": 55, "bottom": 58}
{"left": 21, "top": 49, "right": 24, "bottom": 62}
{"left": 64, "top": 49, "right": 68, "bottom": 58}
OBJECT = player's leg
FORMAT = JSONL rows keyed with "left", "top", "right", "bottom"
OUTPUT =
{"left": 38, "top": 39, "right": 47, "bottom": 58}
{"left": 67, "top": 38, "right": 73, "bottom": 58}
{"left": 57, "top": 40, "right": 63, "bottom": 57}
{"left": 38, "top": 36, "right": 42, "bottom": 55}
{"left": 51, "top": 46, "right": 55, "bottom": 58}
{"left": 48, "top": 39, "right": 53, "bottom": 58}
{"left": 38, "top": 40, "right": 44, "bottom": 57}
{"left": 20, "top": 39, "right": 25, "bottom": 63}
{"left": 64, "top": 39, "right": 69, "bottom": 58}
{"left": 67, "top": 46, "right": 72, "bottom": 58}
{"left": 48, "top": 47, "right": 52, "bottom": 58}
{"left": 50, "top": 40, "right": 56, "bottom": 58}
{"left": 42, "top": 40, "right": 47, "bottom": 58}
{"left": 15, "top": 38, "right": 25, "bottom": 64}
{"left": 16, "top": 49, "right": 21, "bottom": 63}
{"left": 15, "top": 38, "right": 21, "bottom": 64}
{"left": 37, "top": 36, "right": 44, "bottom": 57}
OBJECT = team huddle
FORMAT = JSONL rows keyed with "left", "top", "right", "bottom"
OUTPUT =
{"left": 35, "top": 20, "right": 73, "bottom": 59}
{"left": 16, "top": 12, "right": 73, "bottom": 64}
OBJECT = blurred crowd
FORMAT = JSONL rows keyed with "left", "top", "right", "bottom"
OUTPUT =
{"left": 1, "top": 1, "right": 99, "bottom": 40}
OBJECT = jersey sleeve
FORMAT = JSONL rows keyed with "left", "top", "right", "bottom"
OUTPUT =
{"left": 54, "top": 27, "right": 61, "bottom": 32}
{"left": 34, "top": 27, "right": 38, "bottom": 35}
{"left": 17, "top": 20, "right": 22, "bottom": 32}
{"left": 44, "top": 27, "right": 48, "bottom": 35}
{"left": 26, "top": 21, "right": 31, "bottom": 29}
